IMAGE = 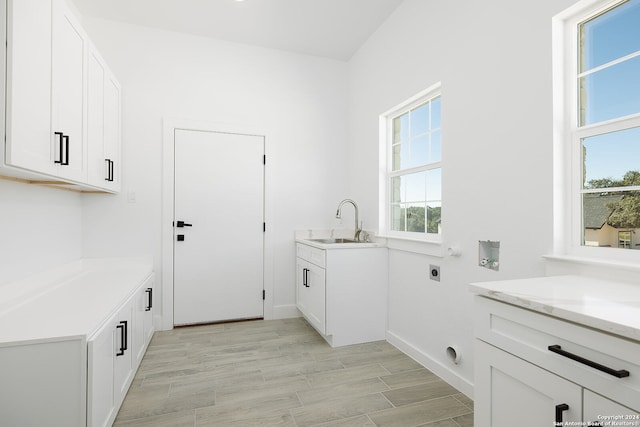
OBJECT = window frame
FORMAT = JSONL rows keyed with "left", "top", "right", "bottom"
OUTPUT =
{"left": 379, "top": 83, "right": 443, "bottom": 246}
{"left": 553, "top": 0, "right": 640, "bottom": 261}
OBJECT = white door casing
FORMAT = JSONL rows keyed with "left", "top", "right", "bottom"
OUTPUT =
{"left": 172, "top": 128, "right": 265, "bottom": 325}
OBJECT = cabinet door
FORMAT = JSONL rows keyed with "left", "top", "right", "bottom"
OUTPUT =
{"left": 51, "top": 0, "right": 86, "bottom": 181}
{"left": 86, "top": 46, "right": 121, "bottom": 192}
{"left": 133, "top": 280, "right": 154, "bottom": 367}
{"left": 86, "top": 47, "right": 107, "bottom": 187}
{"left": 296, "top": 258, "right": 326, "bottom": 335}
{"left": 475, "top": 340, "right": 582, "bottom": 427}
{"left": 88, "top": 317, "right": 117, "bottom": 427}
{"left": 103, "top": 73, "right": 121, "bottom": 192}
{"left": 5, "top": 0, "right": 55, "bottom": 174}
{"left": 584, "top": 390, "right": 639, "bottom": 426}
{"left": 114, "top": 298, "right": 134, "bottom": 406}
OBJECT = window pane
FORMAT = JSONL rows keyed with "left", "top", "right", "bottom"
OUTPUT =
{"left": 431, "top": 97, "right": 442, "bottom": 130}
{"left": 579, "top": 55, "right": 640, "bottom": 125}
{"left": 426, "top": 168, "right": 442, "bottom": 201}
{"left": 430, "top": 130, "right": 442, "bottom": 163}
{"left": 390, "top": 203, "right": 404, "bottom": 231}
{"left": 393, "top": 114, "right": 409, "bottom": 143}
{"left": 582, "top": 127, "right": 640, "bottom": 188}
{"left": 427, "top": 202, "right": 442, "bottom": 234}
{"left": 582, "top": 191, "right": 640, "bottom": 248}
{"left": 390, "top": 176, "right": 403, "bottom": 203}
{"left": 410, "top": 104, "right": 429, "bottom": 137}
{"left": 406, "top": 203, "right": 426, "bottom": 232}
{"left": 407, "top": 135, "right": 428, "bottom": 168}
{"left": 404, "top": 171, "right": 426, "bottom": 202}
{"left": 580, "top": 0, "right": 640, "bottom": 72}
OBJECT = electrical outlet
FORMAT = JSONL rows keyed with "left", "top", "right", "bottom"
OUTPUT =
{"left": 429, "top": 265, "right": 440, "bottom": 282}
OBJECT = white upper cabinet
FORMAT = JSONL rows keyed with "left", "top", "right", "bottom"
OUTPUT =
{"left": 103, "top": 68, "right": 122, "bottom": 191}
{"left": 87, "top": 46, "right": 121, "bottom": 191}
{"left": 51, "top": 0, "right": 86, "bottom": 182}
{"left": 5, "top": 0, "right": 55, "bottom": 175}
{"left": 2, "top": 0, "right": 121, "bottom": 192}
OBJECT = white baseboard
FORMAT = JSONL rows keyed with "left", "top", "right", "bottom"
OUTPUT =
{"left": 270, "top": 304, "right": 301, "bottom": 320}
{"left": 386, "top": 330, "right": 474, "bottom": 399}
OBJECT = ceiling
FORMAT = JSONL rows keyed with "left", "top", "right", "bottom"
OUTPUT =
{"left": 70, "top": 0, "right": 405, "bottom": 61}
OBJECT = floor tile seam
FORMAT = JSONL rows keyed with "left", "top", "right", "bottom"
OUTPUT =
{"left": 382, "top": 390, "right": 475, "bottom": 409}
{"left": 451, "top": 394, "right": 473, "bottom": 411}
{"left": 379, "top": 375, "right": 445, "bottom": 390}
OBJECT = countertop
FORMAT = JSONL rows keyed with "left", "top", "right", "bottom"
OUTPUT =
{"left": 0, "top": 258, "right": 153, "bottom": 345}
{"left": 295, "top": 229, "right": 386, "bottom": 249}
{"left": 295, "top": 238, "right": 384, "bottom": 249}
{"left": 469, "top": 275, "right": 640, "bottom": 342}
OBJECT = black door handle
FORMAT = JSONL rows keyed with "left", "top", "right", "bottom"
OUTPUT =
{"left": 548, "top": 345, "right": 630, "bottom": 378}
{"left": 176, "top": 221, "right": 192, "bottom": 227}
{"left": 555, "top": 403, "right": 569, "bottom": 424}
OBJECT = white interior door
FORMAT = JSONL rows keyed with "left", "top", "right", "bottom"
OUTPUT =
{"left": 173, "top": 129, "right": 264, "bottom": 326}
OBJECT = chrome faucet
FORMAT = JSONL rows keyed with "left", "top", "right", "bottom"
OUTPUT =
{"left": 336, "top": 199, "right": 362, "bottom": 241}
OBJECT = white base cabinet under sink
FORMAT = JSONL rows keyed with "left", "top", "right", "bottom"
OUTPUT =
{"left": 295, "top": 242, "right": 388, "bottom": 347}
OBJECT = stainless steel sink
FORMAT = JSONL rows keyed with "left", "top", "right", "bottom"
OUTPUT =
{"left": 308, "top": 238, "right": 360, "bottom": 244}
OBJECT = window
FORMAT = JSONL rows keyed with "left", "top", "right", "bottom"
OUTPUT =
{"left": 554, "top": 0, "right": 640, "bottom": 255}
{"left": 618, "top": 230, "right": 632, "bottom": 248}
{"left": 381, "top": 84, "right": 442, "bottom": 241}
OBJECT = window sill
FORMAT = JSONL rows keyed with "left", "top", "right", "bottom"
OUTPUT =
{"left": 377, "top": 234, "right": 443, "bottom": 257}
{"left": 543, "top": 254, "right": 640, "bottom": 273}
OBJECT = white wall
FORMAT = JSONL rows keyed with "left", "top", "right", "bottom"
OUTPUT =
{"left": 0, "top": 179, "right": 82, "bottom": 286}
{"left": 347, "top": 0, "right": 578, "bottom": 395}
{"left": 80, "top": 18, "right": 350, "bottom": 320}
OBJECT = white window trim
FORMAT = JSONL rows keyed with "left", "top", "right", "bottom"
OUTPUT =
{"left": 379, "top": 82, "right": 444, "bottom": 256}
{"left": 552, "top": 0, "right": 640, "bottom": 263}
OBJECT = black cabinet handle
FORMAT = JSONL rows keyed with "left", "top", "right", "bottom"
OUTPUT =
{"left": 548, "top": 345, "right": 630, "bottom": 378}
{"left": 54, "top": 132, "right": 64, "bottom": 164}
{"left": 303, "top": 268, "right": 309, "bottom": 287}
{"left": 116, "top": 322, "right": 126, "bottom": 356}
{"left": 145, "top": 287, "right": 153, "bottom": 311}
{"left": 121, "top": 320, "right": 128, "bottom": 351}
{"left": 555, "top": 403, "right": 569, "bottom": 424}
{"left": 62, "top": 135, "right": 69, "bottom": 165}
{"left": 105, "top": 159, "right": 114, "bottom": 181}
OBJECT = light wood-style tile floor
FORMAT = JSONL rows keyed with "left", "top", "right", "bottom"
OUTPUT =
{"left": 114, "top": 318, "right": 473, "bottom": 427}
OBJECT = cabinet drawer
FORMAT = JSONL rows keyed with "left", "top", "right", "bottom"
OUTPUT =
{"left": 296, "top": 243, "right": 325, "bottom": 268}
{"left": 475, "top": 296, "right": 640, "bottom": 411}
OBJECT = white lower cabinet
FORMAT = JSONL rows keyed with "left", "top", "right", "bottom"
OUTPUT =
{"left": 474, "top": 296, "right": 640, "bottom": 427}
{"left": 475, "top": 340, "right": 582, "bottom": 426}
{"left": 0, "top": 261, "right": 154, "bottom": 427}
{"left": 295, "top": 242, "right": 388, "bottom": 347}
{"left": 296, "top": 256, "right": 326, "bottom": 335}
{"left": 89, "top": 276, "right": 154, "bottom": 427}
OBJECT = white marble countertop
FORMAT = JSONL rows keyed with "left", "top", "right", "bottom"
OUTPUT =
{"left": 469, "top": 275, "right": 640, "bottom": 342}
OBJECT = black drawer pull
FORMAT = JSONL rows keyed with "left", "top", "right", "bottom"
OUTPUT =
{"left": 555, "top": 403, "right": 569, "bottom": 424}
{"left": 548, "top": 345, "right": 630, "bottom": 378}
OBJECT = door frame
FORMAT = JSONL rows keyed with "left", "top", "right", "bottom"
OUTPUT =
{"left": 161, "top": 119, "right": 272, "bottom": 330}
